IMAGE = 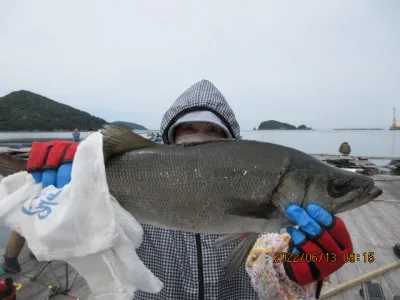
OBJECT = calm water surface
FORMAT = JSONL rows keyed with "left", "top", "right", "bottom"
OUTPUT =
{"left": 0, "top": 129, "right": 398, "bottom": 247}
{"left": 243, "top": 130, "right": 400, "bottom": 157}
{"left": 1, "top": 129, "right": 399, "bottom": 156}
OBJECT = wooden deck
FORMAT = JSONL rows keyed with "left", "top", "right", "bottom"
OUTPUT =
{"left": 321, "top": 174, "right": 400, "bottom": 300}
{"left": 311, "top": 153, "right": 400, "bottom": 161}
{"left": 0, "top": 174, "right": 399, "bottom": 299}
{"left": 0, "top": 249, "right": 91, "bottom": 299}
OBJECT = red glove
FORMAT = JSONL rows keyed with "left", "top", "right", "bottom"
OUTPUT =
{"left": 283, "top": 204, "right": 353, "bottom": 286}
{"left": 27, "top": 140, "right": 78, "bottom": 188}
{"left": 27, "top": 140, "right": 78, "bottom": 172}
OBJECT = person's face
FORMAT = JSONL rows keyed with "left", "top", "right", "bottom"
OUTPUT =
{"left": 174, "top": 122, "right": 226, "bottom": 144}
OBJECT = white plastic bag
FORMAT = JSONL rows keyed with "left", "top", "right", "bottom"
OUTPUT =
{"left": 0, "top": 132, "right": 163, "bottom": 299}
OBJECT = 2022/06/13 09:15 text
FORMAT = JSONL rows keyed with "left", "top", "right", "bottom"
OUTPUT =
{"left": 273, "top": 252, "right": 375, "bottom": 264}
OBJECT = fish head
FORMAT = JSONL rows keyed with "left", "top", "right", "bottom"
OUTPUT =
{"left": 304, "top": 166, "right": 382, "bottom": 214}
{"left": 273, "top": 154, "right": 383, "bottom": 215}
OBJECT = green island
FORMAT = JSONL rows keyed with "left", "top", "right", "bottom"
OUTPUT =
{"left": 111, "top": 121, "right": 147, "bottom": 130}
{"left": 257, "top": 120, "right": 312, "bottom": 130}
{"left": 0, "top": 90, "right": 147, "bottom": 131}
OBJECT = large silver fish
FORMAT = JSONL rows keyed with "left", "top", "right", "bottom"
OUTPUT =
{"left": 0, "top": 125, "right": 383, "bottom": 277}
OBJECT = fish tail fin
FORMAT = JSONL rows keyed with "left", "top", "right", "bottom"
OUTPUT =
{"left": 0, "top": 152, "right": 28, "bottom": 177}
{"left": 215, "top": 232, "right": 259, "bottom": 278}
{"left": 99, "top": 124, "right": 160, "bottom": 160}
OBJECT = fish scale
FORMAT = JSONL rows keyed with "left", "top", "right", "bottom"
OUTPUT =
{"left": 105, "top": 139, "right": 285, "bottom": 234}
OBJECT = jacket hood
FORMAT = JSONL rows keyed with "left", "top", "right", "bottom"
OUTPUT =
{"left": 160, "top": 79, "right": 240, "bottom": 144}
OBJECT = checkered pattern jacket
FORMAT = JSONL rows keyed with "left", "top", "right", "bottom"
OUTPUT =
{"left": 135, "top": 80, "right": 260, "bottom": 300}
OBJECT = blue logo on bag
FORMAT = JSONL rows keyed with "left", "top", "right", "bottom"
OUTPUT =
{"left": 21, "top": 189, "right": 63, "bottom": 220}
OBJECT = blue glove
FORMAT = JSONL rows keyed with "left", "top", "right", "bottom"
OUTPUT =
{"left": 285, "top": 203, "right": 334, "bottom": 254}
{"left": 31, "top": 163, "right": 73, "bottom": 189}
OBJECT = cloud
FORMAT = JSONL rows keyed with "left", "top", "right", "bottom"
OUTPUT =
{"left": 1, "top": 0, "right": 399, "bottom": 130}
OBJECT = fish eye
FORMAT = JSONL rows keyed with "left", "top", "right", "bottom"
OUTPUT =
{"left": 328, "top": 178, "right": 350, "bottom": 197}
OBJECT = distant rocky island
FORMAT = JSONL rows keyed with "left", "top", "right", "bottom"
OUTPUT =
{"left": 334, "top": 128, "right": 384, "bottom": 131}
{"left": 257, "top": 120, "right": 312, "bottom": 130}
{"left": 0, "top": 90, "right": 147, "bottom": 131}
{"left": 111, "top": 121, "right": 147, "bottom": 130}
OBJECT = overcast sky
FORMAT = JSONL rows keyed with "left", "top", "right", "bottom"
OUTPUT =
{"left": 1, "top": 0, "right": 399, "bottom": 130}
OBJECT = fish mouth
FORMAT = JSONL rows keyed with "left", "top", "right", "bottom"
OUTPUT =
{"left": 356, "top": 183, "right": 383, "bottom": 206}
{"left": 365, "top": 185, "right": 383, "bottom": 200}
{"left": 336, "top": 184, "right": 382, "bottom": 213}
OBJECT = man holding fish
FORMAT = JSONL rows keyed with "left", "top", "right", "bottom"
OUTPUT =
{"left": 1, "top": 80, "right": 381, "bottom": 299}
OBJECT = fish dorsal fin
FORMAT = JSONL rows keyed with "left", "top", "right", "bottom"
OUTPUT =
{"left": 172, "top": 138, "right": 236, "bottom": 148}
{"left": 99, "top": 124, "right": 160, "bottom": 160}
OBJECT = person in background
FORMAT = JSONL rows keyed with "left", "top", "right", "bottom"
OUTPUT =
{"left": 1, "top": 232, "right": 31, "bottom": 273}
{"left": 22, "top": 80, "right": 353, "bottom": 299}
{"left": 154, "top": 133, "right": 161, "bottom": 143}
{"left": 72, "top": 128, "right": 80, "bottom": 143}
{"left": 339, "top": 142, "right": 351, "bottom": 156}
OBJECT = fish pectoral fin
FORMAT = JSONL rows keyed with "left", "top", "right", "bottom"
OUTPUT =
{"left": 100, "top": 124, "right": 160, "bottom": 160}
{"left": 225, "top": 203, "right": 277, "bottom": 219}
{"left": 214, "top": 233, "right": 251, "bottom": 248}
{"left": 222, "top": 233, "right": 259, "bottom": 278}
